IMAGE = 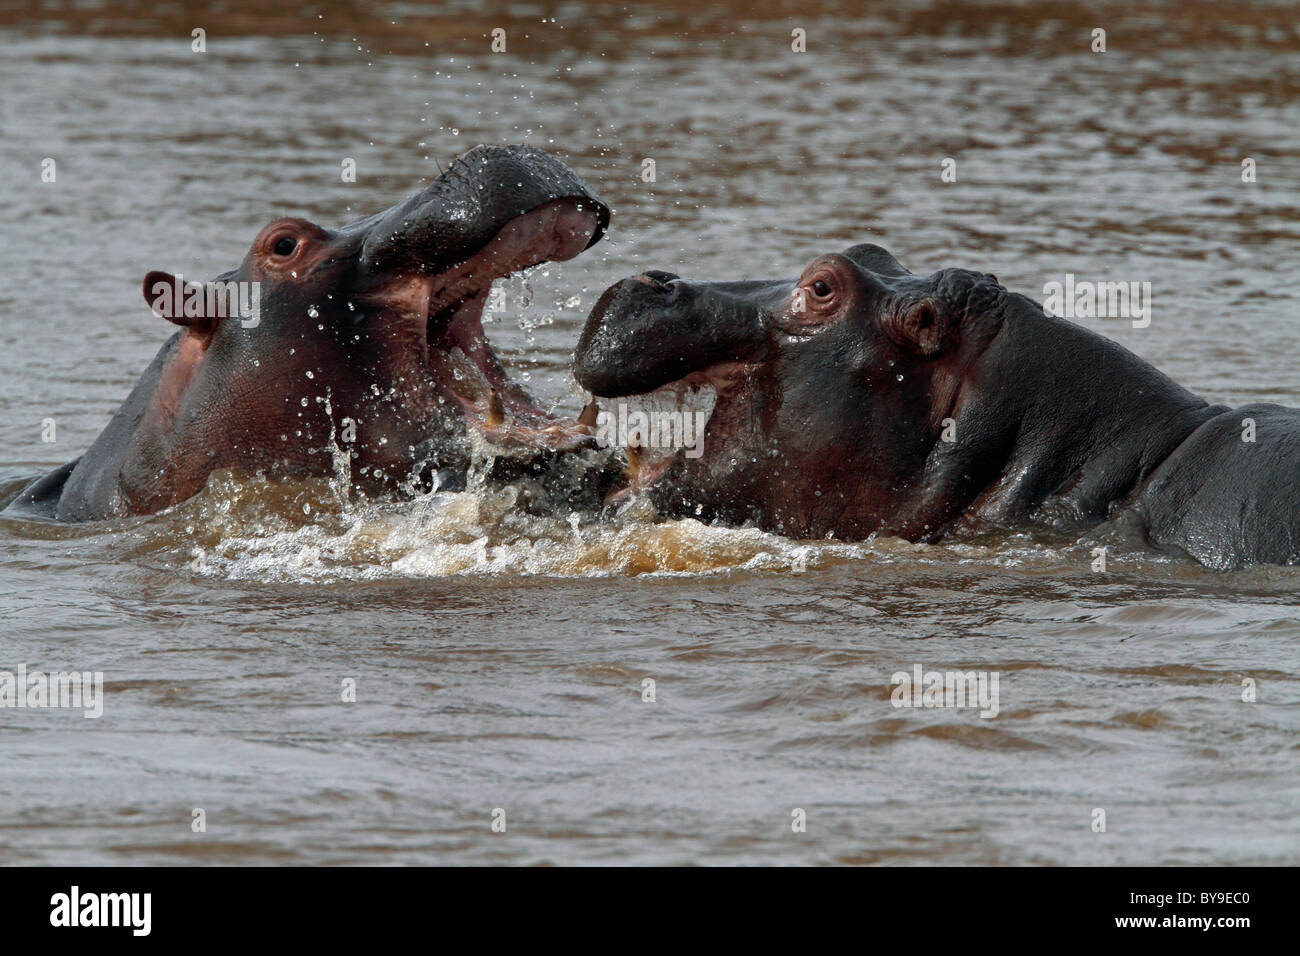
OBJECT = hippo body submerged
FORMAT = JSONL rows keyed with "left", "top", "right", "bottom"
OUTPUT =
{"left": 574, "top": 244, "right": 1300, "bottom": 570}
{"left": 11, "top": 146, "right": 610, "bottom": 522}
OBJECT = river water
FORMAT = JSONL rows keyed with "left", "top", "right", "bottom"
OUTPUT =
{"left": 1, "top": 0, "right": 1298, "bottom": 864}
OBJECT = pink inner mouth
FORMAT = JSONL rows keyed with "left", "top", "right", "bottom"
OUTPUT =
{"left": 421, "top": 198, "right": 601, "bottom": 450}
{"left": 360, "top": 197, "right": 601, "bottom": 454}
{"left": 428, "top": 198, "right": 598, "bottom": 313}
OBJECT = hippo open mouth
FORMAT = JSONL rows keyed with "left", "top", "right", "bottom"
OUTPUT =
{"left": 358, "top": 188, "right": 606, "bottom": 452}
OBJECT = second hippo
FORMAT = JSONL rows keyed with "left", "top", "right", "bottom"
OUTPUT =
{"left": 574, "top": 244, "right": 1300, "bottom": 570}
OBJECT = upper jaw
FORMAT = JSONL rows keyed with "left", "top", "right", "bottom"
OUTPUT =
{"left": 349, "top": 142, "right": 611, "bottom": 393}
{"left": 426, "top": 196, "right": 599, "bottom": 315}
{"left": 351, "top": 144, "right": 609, "bottom": 277}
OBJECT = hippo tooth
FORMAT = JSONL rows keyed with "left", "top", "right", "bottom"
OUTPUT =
{"left": 577, "top": 400, "right": 599, "bottom": 429}
{"left": 486, "top": 389, "right": 506, "bottom": 428}
{"left": 625, "top": 443, "right": 644, "bottom": 480}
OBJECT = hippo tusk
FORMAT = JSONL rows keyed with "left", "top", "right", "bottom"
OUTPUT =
{"left": 625, "top": 443, "right": 643, "bottom": 481}
{"left": 577, "top": 399, "right": 599, "bottom": 429}
{"left": 486, "top": 389, "right": 506, "bottom": 428}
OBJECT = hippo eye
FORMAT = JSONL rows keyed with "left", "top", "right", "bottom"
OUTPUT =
{"left": 811, "top": 279, "right": 831, "bottom": 297}
{"left": 273, "top": 236, "right": 298, "bottom": 257}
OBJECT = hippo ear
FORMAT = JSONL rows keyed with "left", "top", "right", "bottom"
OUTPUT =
{"left": 886, "top": 298, "right": 948, "bottom": 359}
{"left": 142, "top": 270, "right": 214, "bottom": 329}
{"left": 842, "top": 244, "right": 910, "bottom": 277}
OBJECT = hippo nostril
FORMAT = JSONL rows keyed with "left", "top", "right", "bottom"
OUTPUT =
{"left": 633, "top": 270, "right": 680, "bottom": 292}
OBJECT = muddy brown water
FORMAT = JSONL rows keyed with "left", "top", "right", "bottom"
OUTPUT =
{"left": 1, "top": 1, "right": 1298, "bottom": 864}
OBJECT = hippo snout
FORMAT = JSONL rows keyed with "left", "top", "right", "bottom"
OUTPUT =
{"left": 573, "top": 274, "right": 769, "bottom": 397}
{"left": 357, "top": 144, "right": 609, "bottom": 276}
{"left": 573, "top": 277, "right": 680, "bottom": 396}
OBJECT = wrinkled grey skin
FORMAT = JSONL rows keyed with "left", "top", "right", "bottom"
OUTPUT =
{"left": 575, "top": 244, "right": 1300, "bottom": 570}
{"left": 11, "top": 145, "right": 612, "bottom": 521}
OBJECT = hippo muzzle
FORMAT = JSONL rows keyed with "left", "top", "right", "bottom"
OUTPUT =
{"left": 573, "top": 273, "right": 783, "bottom": 397}
{"left": 355, "top": 145, "right": 607, "bottom": 277}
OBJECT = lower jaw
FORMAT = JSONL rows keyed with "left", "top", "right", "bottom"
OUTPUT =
{"left": 426, "top": 293, "right": 555, "bottom": 426}
{"left": 591, "top": 380, "right": 732, "bottom": 504}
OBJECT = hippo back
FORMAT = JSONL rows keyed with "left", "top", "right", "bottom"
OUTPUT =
{"left": 1137, "top": 403, "right": 1300, "bottom": 569}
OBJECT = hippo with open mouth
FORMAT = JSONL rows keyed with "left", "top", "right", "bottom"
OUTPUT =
{"left": 574, "top": 243, "right": 1300, "bottom": 570}
{"left": 11, "top": 145, "right": 610, "bottom": 521}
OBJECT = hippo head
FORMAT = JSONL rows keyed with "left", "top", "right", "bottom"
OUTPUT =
{"left": 42, "top": 145, "right": 609, "bottom": 520}
{"left": 573, "top": 245, "right": 1009, "bottom": 540}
